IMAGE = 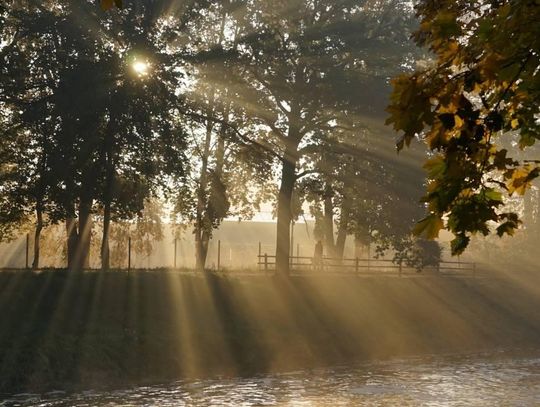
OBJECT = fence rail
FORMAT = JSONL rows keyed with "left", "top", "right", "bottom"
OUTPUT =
{"left": 257, "top": 253, "right": 477, "bottom": 276}
{"left": 0, "top": 234, "right": 477, "bottom": 276}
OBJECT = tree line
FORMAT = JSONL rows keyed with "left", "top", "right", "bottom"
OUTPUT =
{"left": 0, "top": 0, "right": 451, "bottom": 274}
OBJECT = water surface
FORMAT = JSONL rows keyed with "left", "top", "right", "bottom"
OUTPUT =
{"left": 3, "top": 351, "right": 540, "bottom": 406}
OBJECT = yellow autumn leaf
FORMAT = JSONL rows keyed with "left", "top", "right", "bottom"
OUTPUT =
{"left": 454, "top": 115, "right": 464, "bottom": 128}
{"left": 438, "top": 104, "right": 457, "bottom": 114}
{"left": 507, "top": 166, "right": 538, "bottom": 195}
{"left": 511, "top": 118, "right": 519, "bottom": 129}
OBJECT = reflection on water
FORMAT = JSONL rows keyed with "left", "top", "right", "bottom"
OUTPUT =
{"left": 3, "top": 352, "right": 540, "bottom": 406}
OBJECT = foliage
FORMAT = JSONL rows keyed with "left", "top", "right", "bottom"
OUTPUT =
{"left": 298, "top": 123, "right": 427, "bottom": 261}
{"left": 108, "top": 199, "right": 165, "bottom": 268}
{"left": 0, "top": 0, "right": 189, "bottom": 267}
{"left": 1, "top": 0, "right": 451, "bottom": 271}
{"left": 387, "top": 0, "right": 540, "bottom": 254}
{"left": 101, "top": 0, "right": 123, "bottom": 10}
{"left": 169, "top": 2, "right": 275, "bottom": 268}
{"left": 214, "top": 0, "right": 422, "bottom": 272}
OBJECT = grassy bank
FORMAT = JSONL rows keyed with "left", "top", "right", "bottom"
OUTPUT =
{"left": 0, "top": 270, "right": 539, "bottom": 394}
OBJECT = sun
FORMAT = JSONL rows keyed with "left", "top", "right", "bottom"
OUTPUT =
{"left": 132, "top": 60, "right": 150, "bottom": 76}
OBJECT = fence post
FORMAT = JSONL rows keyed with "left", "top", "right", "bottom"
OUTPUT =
{"left": 217, "top": 240, "right": 221, "bottom": 271}
{"left": 128, "top": 236, "right": 131, "bottom": 274}
{"left": 355, "top": 257, "right": 359, "bottom": 275}
{"left": 25, "top": 233, "right": 29, "bottom": 269}
{"left": 174, "top": 238, "right": 177, "bottom": 269}
{"left": 264, "top": 253, "right": 268, "bottom": 273}
{"left": 367, "top": 244, "right": 371, "bottom": 273}
{"left": 258, "top": 242, "right": 261, "bottom": 271}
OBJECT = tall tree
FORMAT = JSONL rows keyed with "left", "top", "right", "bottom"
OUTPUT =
{"left": 174, "top": 1, "right": 275, "bottom": 270}
{"left": 222, "top": 0, "right": 419, "bottom": 274}
{"left": 298, "top": 121, "right": 427, "bottom": 263}
{"left": 0, "top": 0, "right": 188, "bottom": 269}
{"left": 0, "top": 1, "right": 62, "bottom": 267}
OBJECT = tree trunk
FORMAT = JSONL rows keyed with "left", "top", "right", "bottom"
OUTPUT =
{"left": 201, "top": 228, "right": 211, "bottom": 268}
{"left": 101, "top": 148, "right": 114, "bottom": 270}
{"left": 195, "top": 120, "right": 214, "bottom": 271}
{"left": 323, "top": 186, "right": 336, "bottom": 258}
{"left": 76, "top": 197, "right": 93, "bottom": 270}
{"left": 66, "top": 216, "right": 79, "bottom": 270}
{"left": 195, "top": 234, "right": 205, "bottom": 270}
{"left": 101, "top": 201, "right": 111, "bottom": 270}
{"left": 32, "top": 204, "right": 43, "bottom": 270}
{"left": 335, "top": 198, "right": 351, "bottom": 259}
{"left": 354, "top": 234, "right": 363, "bottom": 258}
{"left": 275, "top": 156, "right": 297, "bottom": 275}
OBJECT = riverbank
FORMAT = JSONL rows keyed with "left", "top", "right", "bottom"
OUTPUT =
{"left": 1, "top": 270, "right": 539, "bottom": 394}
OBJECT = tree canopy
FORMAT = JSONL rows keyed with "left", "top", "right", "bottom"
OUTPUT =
{"left": 1, "top": 0, "right": 436, "bottom": 272}
{"left": 387, "top": 0, "right": 540, "bottom": 254}
{"left": 0, "top": 0, "right": 188, "bottom": 269}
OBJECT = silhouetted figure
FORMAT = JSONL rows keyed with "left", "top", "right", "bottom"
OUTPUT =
{"left": 313, "top": 240, "right": 323, "bottom": 271}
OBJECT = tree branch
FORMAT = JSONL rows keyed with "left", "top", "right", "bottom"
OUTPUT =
{"left": 183, "top": 110, "right": 285, "bottom": 163}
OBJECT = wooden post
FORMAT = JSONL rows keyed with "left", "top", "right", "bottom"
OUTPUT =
{"left": 367, "top": 244, "right": 371, "bottom": 272}
{"left": 25, "top": 233, "right": 29, "bottom": 269}
{"left": 258, "top": 242, "right": 261, "bottom": 271}
{"left": 264, "top": 253, "right": 268, "bottom": 273}
{"left": 290, "top": 221, "right": 294, "bottom": 258}
{"left": 355, "top": 257, "right": 359, "bottom": 275}
{"left": 128, "top": 236, "right": 132, "bottom": 273}
{"left": 217, "top": 240, "right": 221, "bottom": 271}
{"left": 174, "top": 238, "right": 177, "bottom": 269}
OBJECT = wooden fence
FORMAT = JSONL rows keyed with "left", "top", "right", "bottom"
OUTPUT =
{"left": 257, "top": 254, "right": 477, "bottom": 277}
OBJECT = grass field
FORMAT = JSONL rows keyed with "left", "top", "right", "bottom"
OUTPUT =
{"left": 1, "top": 270, "right": 539, "bottom": 394}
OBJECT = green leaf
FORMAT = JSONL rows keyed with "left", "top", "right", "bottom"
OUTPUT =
{"left": 496, "top": 213, "right": 521, "bottom": 237}
{"left": 483, "top": 188, "right": 503, "bottom": 203}
{"left": 434, "top": 11, "right": 461, "bottom": 37}
{"left": 518, "top": 132, "right": 536, "bottom": 149}
{"left": 450, "top": 234, "right": 470, "bottom": 255}
{"left": 424, "top": 156, "right": 446, "bottom": 179}
{"left": 413, "top": 214, "right": 444, "bottom": 239}
{"left": 496, "top": 222, "right": 516, "bottom": 237}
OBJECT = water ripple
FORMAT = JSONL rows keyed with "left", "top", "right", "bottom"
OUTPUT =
{"left": 2, "top": 352, "right": 540, "bottom": 406}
